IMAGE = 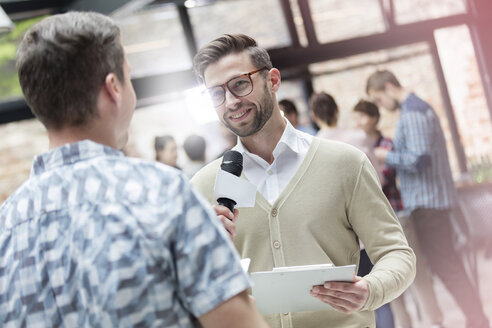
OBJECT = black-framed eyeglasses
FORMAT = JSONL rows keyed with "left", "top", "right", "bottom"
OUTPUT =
{"left": 205, "top": 67, "right": 268, "bottom": 107}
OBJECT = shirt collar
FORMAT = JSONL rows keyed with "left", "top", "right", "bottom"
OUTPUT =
{"left": 31, "top": 140, "right": 124, "bottom": 177}
{"left": 233, "top": 119, "right": 304, "bottom": 160}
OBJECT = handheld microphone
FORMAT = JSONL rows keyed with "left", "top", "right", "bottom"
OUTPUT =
{"left": 217, "top": 150, "right": 243, "bottom": 213}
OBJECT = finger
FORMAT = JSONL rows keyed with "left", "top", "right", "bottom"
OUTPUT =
{"left": 310, "top": 293, "right": 356, "bottom": 314}
{"left": 231, "top": 208, "right": 239, "bottom": 223}
{"left": 219, "top": 215, "right": 237, "bottom": 237}
{"left": 323, "top": 281, "right": 363, "bottom": 294}
{"left": 311, "top": 286, "right": 365, "bottom": 306}
{"left": 213, "top": 204, "right": 234, "bottom": 220}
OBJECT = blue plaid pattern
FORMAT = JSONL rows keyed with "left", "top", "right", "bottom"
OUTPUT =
{"left": 386, "top": 93, "right": 457, "bottom": 214}
{"left": 0, "top": 140, "right": 250, "bottom": 327}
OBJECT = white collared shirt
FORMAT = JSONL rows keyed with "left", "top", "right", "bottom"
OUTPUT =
{"left": 233, "top": 120, "right": 313, "bottom": 204}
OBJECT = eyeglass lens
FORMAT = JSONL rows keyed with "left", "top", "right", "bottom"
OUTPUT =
{"left": 208, "top": 75, "right": 253, "bottom": 106}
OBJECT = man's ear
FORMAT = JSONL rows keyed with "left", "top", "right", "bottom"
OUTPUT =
{"left": 103, "top": 72, "right": 122, "bottom": 107}
{"left": 268, "top": 68, "right": 281, "bottom": 93}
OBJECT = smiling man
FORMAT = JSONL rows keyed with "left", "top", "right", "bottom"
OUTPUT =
{"left": 191, "top": 34, "right": 416, "bottom": 328}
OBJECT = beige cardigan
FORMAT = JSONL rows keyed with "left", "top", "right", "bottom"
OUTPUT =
{"left": 191, "top": 137, "right": 415, "bottom": 328}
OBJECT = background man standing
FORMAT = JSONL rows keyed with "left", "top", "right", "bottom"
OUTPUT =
{"left": 0, "top": 12, "right": 267, "bottom": 328}
{"left": 191, "top": 34, "right": 415, "bottom": 328}
{"left": 367, "top": 70, "right": 489, "bottom": 328}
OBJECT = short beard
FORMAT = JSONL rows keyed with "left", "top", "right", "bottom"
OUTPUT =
{"left": 390, "top": 99, "right": 401, "bottom": 111}
{"left": 223, "top": 83, "right": 274, "bottom": 138}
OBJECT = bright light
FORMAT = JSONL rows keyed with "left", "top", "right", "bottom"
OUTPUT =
{"left": 0, "top": 5, "right": 14, "bottom": 33}
{"left": 184, "top": 86, "right": 218, "bottom": 125}
{"left": 184, "top": 0, "right": 197, "bottom": 9}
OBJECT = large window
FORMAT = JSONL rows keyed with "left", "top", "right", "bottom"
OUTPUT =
{"left": 309, "top": 0, "right": 386, "bottom": 43}
{"left": 188, "top": 0, "right": 291, "bottom": 49}
{"left": 310, "top": 43, "right": 462, "bottom": 177}
{"left": 435, "top": 24, "right": 492, "bottom": 182}
{"left": 393, "top": 0, "right": 467, "bottom": 25}
{"left": 115, "top": 3, "right": 191, "bottom": 78}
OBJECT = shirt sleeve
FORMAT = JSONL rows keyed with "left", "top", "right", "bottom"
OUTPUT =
{"left": 172, "top": 177, "right": 251, "bottom": 317}
{"left": 385, "top": 110, "right": 433, "bottom": 173}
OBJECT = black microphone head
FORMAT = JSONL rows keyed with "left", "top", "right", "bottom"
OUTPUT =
{"left": 221, "top": 150, "right": 243, "bottom": 177}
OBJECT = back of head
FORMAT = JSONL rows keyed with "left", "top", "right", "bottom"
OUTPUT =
{"left": 183, "top": 134, "right": 206, "bottom": 161}
{"left": 193, "top": 34, "right": 272, "bottom": 82}
{"left": 278, "top": 99, "right": 298, "bottom": 116}
{"left": 366, "top": 70, "right": 401, "bottom": 94}
{"left": 353, "top": 99, "right": 380, "bottom": 119}
{"left": 310, "top": 92, "right": 339, "bottom": 127}
{"left": 154, "top": 135, "right": 175, "bottom": 152}
{"left": 16, "top": 11, "right": 125, "bottom": 130}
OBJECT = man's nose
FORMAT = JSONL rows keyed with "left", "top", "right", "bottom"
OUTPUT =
{"left": 224, "top": 89, "right": 241, "bottom": 108}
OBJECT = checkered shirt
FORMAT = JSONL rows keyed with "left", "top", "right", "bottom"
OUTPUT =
{"left": 0, "top": 140, "right": 250, "bottom": 327}
{"left": 386, "top": 93, "right": 457, "bottom": 214}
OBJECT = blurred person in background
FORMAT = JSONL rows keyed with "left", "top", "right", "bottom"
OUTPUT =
{"left": 154, "top": 134, "right": 180, "bottom": 169}
{"left": 279, "top": 98, "right": 316, "bottom": 135}
{"left": 310, "top": 92, "right": 382, "bottom": 183}
{"left": 310, "top": 93, "right": 391, "bottom": 328}
{"left": 191, "top": 33, "right": 416, "bottom": 328}
{"left": 183, "top": 134, "right": 207, "bottom": 179}
{"left": 367, "top": 70, "right": 489, "bottom": 328}
{"left": 0, "top": 12, "right": 268, "bottom": 328}
{"left": 354, "top": 99, "right": 445, "bottom": 328}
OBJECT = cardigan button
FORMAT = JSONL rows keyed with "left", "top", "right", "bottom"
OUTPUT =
{"left": 273, "top": 240, "right": 281, "bottom": 249}
{"left": 271, "top": 208, "right": 278, "bottom": 217}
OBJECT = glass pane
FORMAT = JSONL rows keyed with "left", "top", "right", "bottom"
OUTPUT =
{"left": 189, "top": 0, "right": 291, "bottom": 50}
{"left": 309, "top": 0, "right": 386, "bottom": 43}
{"left": 114, "top": 4, "right": 191, "bottom": 78}
{"left": 310, "top": 43, "right": 462, "bottom": 178}
{"left": 0, "top": 16, "right": 46, "bottom": 102}
{"left": 289, "top": 0, "right": 308, "bottom": 47}
{"left": 435, "top": 25, "right": 492, "bottom": 183}
{"left": 394, "top": 0, "right": 467, "bottom": 25}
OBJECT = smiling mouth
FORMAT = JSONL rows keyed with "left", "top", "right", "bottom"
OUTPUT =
{"left": 230, "top": 108, "right": 252, "bottom": 120}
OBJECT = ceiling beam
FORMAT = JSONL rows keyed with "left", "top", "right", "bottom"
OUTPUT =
{"left": 269, "top": 13, "right": 470, "bottom": 69}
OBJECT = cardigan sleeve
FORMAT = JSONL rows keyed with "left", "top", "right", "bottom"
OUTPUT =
{"left": 347, "top": 156, "right": 416, "bottom": 311}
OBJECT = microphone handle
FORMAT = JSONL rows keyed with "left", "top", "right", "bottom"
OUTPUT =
{"left": 217, "top": 197, "right": 237, "bottom": 213}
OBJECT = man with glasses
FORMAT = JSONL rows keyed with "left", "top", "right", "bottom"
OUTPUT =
{"left": 191, "top": 34, "right": 416, "bottom": 328}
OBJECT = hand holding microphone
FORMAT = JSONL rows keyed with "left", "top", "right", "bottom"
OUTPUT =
{"left": 217, "top": 150, "right": 243, "bottom": 212}
{"left": 214, "top": 150, "right": 243, "bottom": 239}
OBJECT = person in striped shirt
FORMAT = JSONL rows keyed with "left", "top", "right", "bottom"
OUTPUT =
{"left": 367, "top": 70, "right": 489, "bottom": 328}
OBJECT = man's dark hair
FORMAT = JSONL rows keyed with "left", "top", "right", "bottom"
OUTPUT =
{"left": 154, "top": 135, "right": 175, "bottom": 152}
{"left": 353, "top": 99, "right": 380, "bottom": 122}
{"left": 366, "top": 70, "right": 401, "bottom": 94}
{"left": 16, "top": 11, "right": 125, "bottom": 130}
{"left": 279, "top": 99, "right": 298, "bottom": 116}
{"left": 310, "top": 92, "right": 338, "bottom": 127}
{"left": 183, "top": 134, "right": 206, "bottom": 161}
{"left": 193, "top": 34, "right": 272, "bottom": 83}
